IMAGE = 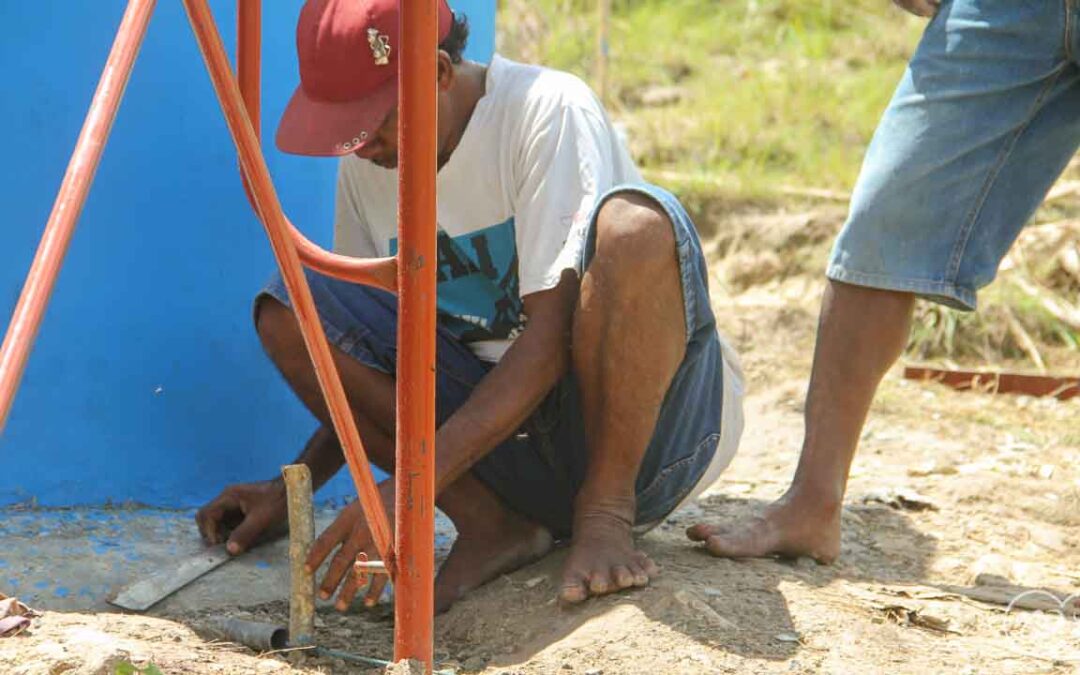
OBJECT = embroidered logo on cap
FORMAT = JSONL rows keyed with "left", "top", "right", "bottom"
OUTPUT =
{"left": 367, "top": 28, "right": 391, "bottom": 66}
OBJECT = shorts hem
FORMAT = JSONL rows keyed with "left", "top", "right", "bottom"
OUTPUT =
{"left": 825, "top": 264, "right": 977, "bottom": 311}
{"left": 253, "top": 285, "right": 392, "bottom": 376}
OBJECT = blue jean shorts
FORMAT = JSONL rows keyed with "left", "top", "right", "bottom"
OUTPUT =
{"left": 827, "top": 0, "right": 1080, "bottom": 310}
{"left": 257, "top": 184, "right": 725, "bottom": 539}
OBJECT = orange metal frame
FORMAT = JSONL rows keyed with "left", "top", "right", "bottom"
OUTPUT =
{"left": 0, "top": 0, "right": 437, "bottom": 667}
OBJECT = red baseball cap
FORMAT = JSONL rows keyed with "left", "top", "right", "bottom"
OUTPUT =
{"left": 276, "top": 0, "right": 454, "bottom": 157}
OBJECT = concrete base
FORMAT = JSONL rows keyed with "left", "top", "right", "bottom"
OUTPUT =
{"left": 0, "top": 507, "right": 456, "bottom": 614}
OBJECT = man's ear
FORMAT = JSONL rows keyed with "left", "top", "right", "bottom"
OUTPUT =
{"left": 436, "top": 50, "right": 455, "bottom": 91}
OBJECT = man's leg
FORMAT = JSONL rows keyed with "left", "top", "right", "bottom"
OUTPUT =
{"left": 688, "top": 0, "right": 1080, "bottom": 562}
{"left": 559, "top": 193, "right": 683, "bottom": 604}
{"left": 687, "top": 281, "right": 913, "bottom": 560}
{"left": 256, "top": 297, "right": 552, "bottom": 611}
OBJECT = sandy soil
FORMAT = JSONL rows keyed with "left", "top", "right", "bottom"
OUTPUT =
{"left": 3, "top": 211, "right": 1079, "bottom": 674}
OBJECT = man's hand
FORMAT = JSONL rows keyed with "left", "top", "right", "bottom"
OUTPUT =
{"left": 196, "top": 480, "right": 288, "bottom": 555}
{"left": 893, "top": 0, "right": 939, "bottom": 18}
{"left": 306, "top": 480, "right": 394, "bottom": 611}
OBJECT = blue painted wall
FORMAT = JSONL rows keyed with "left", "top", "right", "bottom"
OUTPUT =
{"left": 0, "top": 0, "right": 495, "bottom": 507}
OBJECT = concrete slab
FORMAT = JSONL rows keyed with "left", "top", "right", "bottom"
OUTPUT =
{"left": 0, "top": 507, "right": 456, "bottom": 614}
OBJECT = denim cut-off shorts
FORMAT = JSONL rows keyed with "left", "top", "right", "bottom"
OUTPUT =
{"left": 828, "top": 0, "right": 1080, "bottom": 310}
{"left": 257, "top": 184, "right": 725, "bottom": 539}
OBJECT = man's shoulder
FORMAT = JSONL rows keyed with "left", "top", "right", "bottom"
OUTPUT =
{"left": 490, "top": 55, "right": 602, "bottom": 118}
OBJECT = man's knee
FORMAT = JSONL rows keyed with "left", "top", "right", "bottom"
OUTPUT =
{"left": 592, "top": 193, "right": 678, "bottom": 277}
{"left": 254, "top": 296, "right": 303, "bottom": 364}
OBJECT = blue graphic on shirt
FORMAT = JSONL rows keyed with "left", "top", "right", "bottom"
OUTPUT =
{"left": 390, "top": 218, "right": 524, "bottom": 343}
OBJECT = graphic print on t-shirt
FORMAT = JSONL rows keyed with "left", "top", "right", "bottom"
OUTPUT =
{"left": 390, "top": 218, "right": 524, "bottom": 343}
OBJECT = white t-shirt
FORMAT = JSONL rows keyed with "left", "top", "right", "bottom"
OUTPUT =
{"left": 334, "top": 55, "right": 744, "bottom": 506}
{"left": 333, "top": 54, "right": 641, "bottom": 362}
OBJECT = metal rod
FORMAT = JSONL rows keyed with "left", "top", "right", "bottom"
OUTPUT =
{"left": 181, "top": 0, "right": 395, "bottom": 567}
{"left": 0, "top": 0, "right": 157, "bottom": 433}
{"left": 282, "top": 464, "right": 316, "bottom": 647}
{"left": 236, "top": 0, "right": 261, "bottom": 211}
{"left": 232, "top": 0, "right": 399, "bottom": 292}
{"left": 394, "top": 0, "right": 439, "bottom": 666}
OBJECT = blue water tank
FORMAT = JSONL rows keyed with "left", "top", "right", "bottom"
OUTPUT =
{"left": 0, "top": 0, "right": 495, "bottom": 507}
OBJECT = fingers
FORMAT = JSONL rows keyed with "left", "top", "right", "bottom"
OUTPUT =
{"left": 333, "top": 558, "right": 364, "bottom": 612}
{"left": 196, "top": 491, "right": 242, "bottom": 546}
{"left": 307, "top": 518, "right": 347, "bottom": 574}
{"left": 225, "top": 507, "right": 272, "bottom": 555}
{"left": 195, "top": 503, "right": 225, "bottom": 546}
{"left": 319, "top": 536, "right": 360, "bottom": 602}
{"left": 364, "top": 575, "right": 389, "bottom": 608}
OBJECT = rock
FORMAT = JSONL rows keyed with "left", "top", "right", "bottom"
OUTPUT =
{"left": 860, "top": 488, "right": 937, "bottom": 512}
{"left": 968, "top": 553, "right": 1014, "bottom": 585}
{"left": 584, "top": 669, "right": 604, "bottom": 675}
{"left": 523, "top": 576, "right": 546, "bottom": 589}
{"left": 462, "top": 654, "right": 489, "bottom": 671}
{"left": 384, "top": 659, "right": 426, "bottom": 675}
{"left": 78, "top": 648, "right": 131, "bottom": 675}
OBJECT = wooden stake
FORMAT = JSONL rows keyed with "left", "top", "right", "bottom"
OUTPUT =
{"left": 282, "top": 464, "right": 315, "bottom": 647}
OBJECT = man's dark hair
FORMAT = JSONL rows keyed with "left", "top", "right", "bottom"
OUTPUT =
{"left": 439, "top": 13, "right": 469, "bottom": 64}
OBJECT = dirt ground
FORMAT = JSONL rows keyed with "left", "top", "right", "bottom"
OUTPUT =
{"left": 3, "top": 210, "right": 1079, "bottom": 674}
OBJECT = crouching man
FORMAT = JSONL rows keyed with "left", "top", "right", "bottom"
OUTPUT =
{"left": 197, "top": 0, "right": 744, "bottom": 612}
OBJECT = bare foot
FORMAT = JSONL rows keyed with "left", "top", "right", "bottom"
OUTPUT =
{"left": 685, "top": 492, "right": 841, "bottom": 562}
{"left": 559, "top": 512, "right": 660, "bottom": 605}
{"left": 434, "top": 510, "right": 553, "bottom": 613}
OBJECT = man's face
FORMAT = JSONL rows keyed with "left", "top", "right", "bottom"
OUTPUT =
{"left": 352, "top": 108, "right": 400, "bottom": 169}
{"left": 351, "top": 53, "right": 457, "bottom": 170}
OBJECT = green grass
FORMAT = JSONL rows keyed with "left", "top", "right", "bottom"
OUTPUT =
{"left": 497, "top": 0, "right": 1080, "bottom": 369}
{"left": 498, "top": 0, "right": 926, "bottom": 201}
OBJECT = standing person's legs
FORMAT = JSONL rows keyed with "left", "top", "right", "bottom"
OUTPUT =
{"left": 690, "top": 0, "right": 1080, "bottom": 559}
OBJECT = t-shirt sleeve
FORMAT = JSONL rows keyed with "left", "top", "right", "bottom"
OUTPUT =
{"left": 513, "top": 103, "right": 616, "bottom": 296}
{"left": 332, "top": 157, "right": 380, "bottom": 258}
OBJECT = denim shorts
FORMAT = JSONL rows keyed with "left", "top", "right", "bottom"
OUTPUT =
{"left": 257, "top": 184, "right": 726, "bottom": 539}
{"left": 827, "top": 0, "right": 1080, "bottom": 310}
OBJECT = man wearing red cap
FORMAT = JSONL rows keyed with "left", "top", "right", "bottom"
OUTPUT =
{"left": 198, "top": 0, "right": 744, "bottom": 612}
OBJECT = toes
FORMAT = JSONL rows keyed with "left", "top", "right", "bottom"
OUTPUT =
{"left": 634, "top": 551, "right": 661, "bottom": 577}
{"left": 559, "top": 571, "right": 590, "bottom": 605}
{"left": 588, "top": 570, "right": 612, "bottom": 595}
{"left": 612, "top": 565, "right": 635, "bottom": 589}
{"left": 686, "top": 523, "right": 719, "bottom": 542}
{"left": 703, "top": 529, "right": 775, "bottom": 558}
{"left": 627, "top": 562, "right": 649, "bottom": 587}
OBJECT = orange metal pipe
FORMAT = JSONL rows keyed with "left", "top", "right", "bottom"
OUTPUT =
{"left": 181, "top": 0, "right": 395, "bottom": 566}
{"left": 233, "top": 0, "right": 398, "bottom": 292}
{"left": 394, "top": 0, "right": 439, "bottom": 665}
{"left": 236, "top": 0, "right": 260, "bottom": 211}
{"left": 0, "top": 0, "right": 157, "bottom": 433}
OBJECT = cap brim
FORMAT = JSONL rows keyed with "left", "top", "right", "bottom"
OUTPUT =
{"left": 275, "top": 76, "right": 397, "bottom": 157}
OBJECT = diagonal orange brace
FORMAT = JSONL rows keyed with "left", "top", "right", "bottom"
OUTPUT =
{"left": 0, "top": 0, "right": 158, "bottom": 433}
{"left": 181, "top": 0, "right": 395, "bottom": 568}
{"left": 234, "top": 0, "right": 398, "bottom": 293}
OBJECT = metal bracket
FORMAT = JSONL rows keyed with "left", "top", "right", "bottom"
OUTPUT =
{"left": 353, "top": 552, "right": 389, "bottom": 587}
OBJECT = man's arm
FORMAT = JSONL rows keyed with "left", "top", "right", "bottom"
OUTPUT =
{"left": 434, "top": 269, "right": 579, "bottom": 493}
